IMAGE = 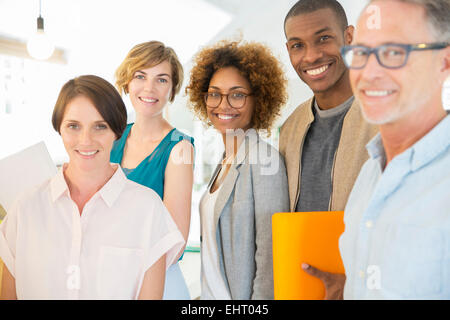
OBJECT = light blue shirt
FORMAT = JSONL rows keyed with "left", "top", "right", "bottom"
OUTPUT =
{"left": 339, "top": 115, "right": 450, "bottom": 300}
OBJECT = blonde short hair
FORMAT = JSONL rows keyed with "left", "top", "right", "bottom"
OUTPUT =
{"left": 115, "top": 41, "right": 184, "bottom": 102}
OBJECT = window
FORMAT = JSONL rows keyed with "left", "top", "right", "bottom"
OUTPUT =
{"left": 0, "top": 53, "right": 69, "bottom": 162}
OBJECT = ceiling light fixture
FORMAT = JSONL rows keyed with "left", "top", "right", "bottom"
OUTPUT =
{"left": 27, "top": 0, "right": 55, "bottom": 60}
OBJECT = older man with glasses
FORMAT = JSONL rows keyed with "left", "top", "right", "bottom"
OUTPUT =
{"left": 337, "top": 0, "right": 450, "bottom": 299}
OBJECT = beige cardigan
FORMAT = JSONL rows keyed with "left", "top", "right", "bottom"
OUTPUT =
{"left": 279, "top": 97, "right": 378, "bottom": 211}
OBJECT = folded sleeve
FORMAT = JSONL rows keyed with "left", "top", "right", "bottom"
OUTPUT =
{"left": 142, "top": 198, "right": 185, "bottom": 273}
{"left": 0, "top": 200, "right": 20, "bottom": 278}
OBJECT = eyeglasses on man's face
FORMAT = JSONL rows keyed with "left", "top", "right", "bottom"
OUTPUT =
{"left": 341, "top": 42, "right": 449, "bottom": 69}
{"left": 203, "top": 91, "right": 252, "bottom": 109}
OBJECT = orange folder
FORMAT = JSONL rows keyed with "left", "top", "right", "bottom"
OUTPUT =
{"left": 272, "top": 211, "right": 345, "bottom": 300}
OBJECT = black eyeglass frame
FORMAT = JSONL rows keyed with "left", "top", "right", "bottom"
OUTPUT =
{"left": 202, "top": 91, "right": 253, "bottom": 109}
{"left": 341, "top": 42, "right": 449, "bottom": 69}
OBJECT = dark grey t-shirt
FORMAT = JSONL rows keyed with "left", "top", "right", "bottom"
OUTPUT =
{"left": 295, "top": 96, "right": 354, "bottom": 212}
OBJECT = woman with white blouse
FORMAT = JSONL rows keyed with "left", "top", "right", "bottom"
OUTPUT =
{"left": 0, "top": 75, "right": 184, "bottom": 299}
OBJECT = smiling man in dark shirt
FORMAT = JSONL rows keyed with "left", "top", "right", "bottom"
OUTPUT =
{"left": 278, "top": 0, "right": 378, "bottom": 299}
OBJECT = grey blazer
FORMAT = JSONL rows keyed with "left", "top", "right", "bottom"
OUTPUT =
{"left": 205, "top": 129, "right": 289, "bottom": 299}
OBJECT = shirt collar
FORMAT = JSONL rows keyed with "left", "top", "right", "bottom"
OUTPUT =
{"left": 366, "top": 114, "right": 450, "bottom": 171}
{"left": 50, "top": 163, "right": 127, "bottom": 208}
{"left": 313, "top": 95, "right": 354, "bottom": 119}
{"left": 409, "top": 114, "right": 450, "bottom": 171}
{"left": 50, "top": 165, "right": 70, "bottom": 202}
{"left": 366, "top": 133, "right": 386, "bottom": 164}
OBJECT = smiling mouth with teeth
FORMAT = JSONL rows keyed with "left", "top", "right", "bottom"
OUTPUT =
{"left": 139, "top": 97, "right": 158, "bottom": 103}
{"left": 216, "top": 114, "right": 238, "bottom": 120}
{"left": 304, "top": 63, "right": 331, "bottom": 76}
{"left": 78, "top": 150, "right": 98, "bottom": 156}
{"left": 363, "top": 90, "right": 395, "bottom": 97}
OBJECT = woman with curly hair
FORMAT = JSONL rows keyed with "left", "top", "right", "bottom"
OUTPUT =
{"left": 187, "top": 40, "right": 290, "bottom": 299}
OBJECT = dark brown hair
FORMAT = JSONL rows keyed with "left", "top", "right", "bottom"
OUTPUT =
{"left": 52, "top": 75, "right": 127, "bottom": 139}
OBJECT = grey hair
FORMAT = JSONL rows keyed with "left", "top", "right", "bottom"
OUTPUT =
{"left": 371, "top": 0, "right": 450, "bottom": 41}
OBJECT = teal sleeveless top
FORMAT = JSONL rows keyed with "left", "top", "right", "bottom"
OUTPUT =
{"left": 110, "top": 123, "right": 194, "bottom": 199}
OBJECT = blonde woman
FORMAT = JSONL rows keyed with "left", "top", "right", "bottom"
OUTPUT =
{"left": 111, "top": 41, "right": 194, "bottom": 299}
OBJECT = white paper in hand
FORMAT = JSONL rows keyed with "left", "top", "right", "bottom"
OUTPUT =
{"left": 0, "top": 141, "right": 57, "bottom": 218}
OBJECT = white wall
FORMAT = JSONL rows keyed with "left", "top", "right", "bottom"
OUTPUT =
{"left": 0, "top": 0, "right": 232, "bottom": 162}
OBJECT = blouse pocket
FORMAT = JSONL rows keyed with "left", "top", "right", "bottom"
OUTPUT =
{"left": 380, "top": 224, "right": 444, "bottom": 298}
{"left": 97, "top": 246, "right": 144, "bottom": 299}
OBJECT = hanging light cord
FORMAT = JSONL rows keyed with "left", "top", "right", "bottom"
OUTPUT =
{"left": 37, "top": 0, "right": 44, "bottom": 30}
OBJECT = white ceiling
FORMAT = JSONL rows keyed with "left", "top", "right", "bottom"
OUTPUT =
{"left": 0, "top": 0, "right": 233, "bottom": 78}
{"left": 0, "top": 0, "right": 369, "bottom": 76}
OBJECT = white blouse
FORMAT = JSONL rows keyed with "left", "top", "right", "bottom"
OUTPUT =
{"left": 0, "top": 164, "right": 184, "bottom": 300}
{"left": 200, "top": 176, "right": 231, "bottom": 300}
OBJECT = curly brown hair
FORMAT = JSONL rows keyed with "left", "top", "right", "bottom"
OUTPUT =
{"left": 186, "top": 40, "right": 287, "bottom": 132}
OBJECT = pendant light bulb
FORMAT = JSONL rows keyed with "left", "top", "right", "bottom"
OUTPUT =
{"left": 27, "top": 1, "right": 55, "bottom": 60}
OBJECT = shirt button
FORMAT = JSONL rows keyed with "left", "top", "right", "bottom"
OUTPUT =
{"left": 359, "top": 270, "right": 365, "bottom": 279}
{"left": 365, "top": 220, "right": 373, "bottom": 228}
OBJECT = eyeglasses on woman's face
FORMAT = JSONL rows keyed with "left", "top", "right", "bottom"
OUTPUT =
{"left": 203, "top": 90, "right": 252, "bottom": 109}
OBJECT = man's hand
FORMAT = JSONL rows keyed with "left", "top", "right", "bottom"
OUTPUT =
{"left": 301, "top": 263, "right": 346, "bottom": 300}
